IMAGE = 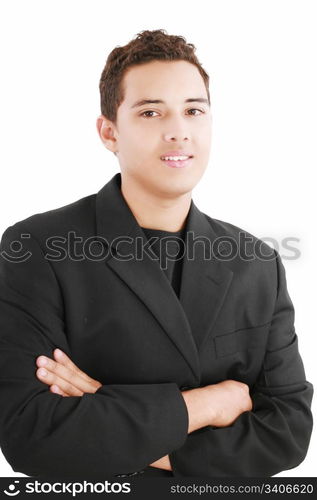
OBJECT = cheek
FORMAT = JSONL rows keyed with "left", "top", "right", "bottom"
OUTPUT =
{"left": 200, "top": 121, "right": 212, "bottom": 140}
{"left": 199, "top": 131, "right": 212, "bottom": 158}
{"left": 117, "top": 131, "right": 145, "bottom": 164}
{"left": 122, "top": 150, "right": 155, "bottom": 178}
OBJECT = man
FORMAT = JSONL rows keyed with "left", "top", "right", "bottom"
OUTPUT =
{"left": 0, "top": 29, "right": 313, "bottom": 478}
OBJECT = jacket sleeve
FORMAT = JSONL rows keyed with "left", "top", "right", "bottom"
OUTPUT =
{"left": 0, "top": 223, "right": 188, "bottom": 478}
{"left": 169, "top": 250, "right": 314, "bottom": 477}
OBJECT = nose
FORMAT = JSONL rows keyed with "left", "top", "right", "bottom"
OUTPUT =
{"left": 163, "top": 116, "right": 190, "bottom": 142}
{"left": 164, "top": 133, "right": 189, "bottom": 142}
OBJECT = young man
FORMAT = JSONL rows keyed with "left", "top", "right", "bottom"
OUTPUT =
{"left": 0, "top": 29, "right": 313, "bottom": 478}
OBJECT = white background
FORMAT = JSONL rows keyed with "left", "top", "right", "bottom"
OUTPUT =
{"left": 0, "top": 0, "right": 316, "bottom": 477}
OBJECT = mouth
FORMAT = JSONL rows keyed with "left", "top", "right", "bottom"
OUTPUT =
{"left": 160, "top": 155, "right": 194, "bottom": 169}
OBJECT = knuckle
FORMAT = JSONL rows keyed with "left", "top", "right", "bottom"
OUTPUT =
{"left": 65, "top": 382, "right": 75, "bottom": 394}
{"left": 68, "top": 371, "right": 77, "bottom": 383}
{"left": 237, "top": 382, "right": 249, "bottom": 392}
{"left": 69, "top": 385, "right": 81, "bottom": 396}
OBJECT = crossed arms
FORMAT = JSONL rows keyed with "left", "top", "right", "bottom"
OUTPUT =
{"left": 0, "top": 223, "right": 313, "bottom": 477}
{"left": 34, "top": 348, "right": 254, "bottom": 472}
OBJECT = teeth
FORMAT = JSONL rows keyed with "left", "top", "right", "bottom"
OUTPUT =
{"left": 162, "top": 156, "right": 190, "bottom": 161}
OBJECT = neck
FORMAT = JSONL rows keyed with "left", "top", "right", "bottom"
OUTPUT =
{"left": 120, "top": 174, "right": 192, "bottom": 232}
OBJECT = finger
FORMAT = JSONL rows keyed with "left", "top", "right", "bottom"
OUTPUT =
{"left": 36, "top": 367, "right": 84, "bottom": 396}
{"left": 36, "top": 356, "right": 95, "bottom": 394}
{"left": 53, "top": 349, "right": 94, "bottom": 382}
{"left": 50, "top": 384, "right": 69, "bottom": 397}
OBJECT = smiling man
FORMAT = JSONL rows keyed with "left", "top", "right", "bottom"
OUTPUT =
{"left": 0, "top": 29, "right": 313, "bottom": 479}
{"left": 97, "top": 58, "right": 212, "bottom": 234}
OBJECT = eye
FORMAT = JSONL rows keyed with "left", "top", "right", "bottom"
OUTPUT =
{"left": 139, "top": 110, "right": 159, "bottom": 118}
{"left": 187, "top": 108, "right": 205, "bottom": 116}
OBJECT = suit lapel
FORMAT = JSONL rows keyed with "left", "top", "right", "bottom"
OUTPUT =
{"left": 95, "top": 173, "right": 233, "bottom": 382}
{"left": 179, "top": 202, "right": 234, "bottom": 353}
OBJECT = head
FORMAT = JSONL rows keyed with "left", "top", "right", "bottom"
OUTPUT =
{"left": 96, "top": 29, "right": 212, "bottom": 199}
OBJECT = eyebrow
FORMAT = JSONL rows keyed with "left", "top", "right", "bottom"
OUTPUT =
{"left": 131, "top": 98, "right": 210, "bottom": 109}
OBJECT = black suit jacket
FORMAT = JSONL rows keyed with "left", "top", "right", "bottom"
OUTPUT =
{"left": 0, "top": 172, "right": 313, "bottom": 478}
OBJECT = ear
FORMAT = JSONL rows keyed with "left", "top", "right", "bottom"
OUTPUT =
{"left": 96, "top": 115, "right": 118, "bottom": 154}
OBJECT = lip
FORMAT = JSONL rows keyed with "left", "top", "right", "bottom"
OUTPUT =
{"left": 160, "top": 150, "right": 194, "bottom": 169}
{"left": 161, "top": 157, "right": 193, "bottom": 169}
{"left": 160, "top": 150, "right": 194, "bottom": 159}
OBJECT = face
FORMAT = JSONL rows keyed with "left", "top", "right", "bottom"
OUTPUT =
{"left": 97, "top": 60, "right": 212, "bottom": 198}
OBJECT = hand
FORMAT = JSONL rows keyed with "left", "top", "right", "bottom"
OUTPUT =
{"left": 204, "top": 379, "right": 253, "bottom": 427}
{"left": 149, "top": 454, "right": 172, "bottom": 471}
{"left": 36, "top": 349, "right": 102, "bottom": 397}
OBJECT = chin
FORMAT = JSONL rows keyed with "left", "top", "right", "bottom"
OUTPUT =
{"left": 171, "top": 171, "right": 204, "bottom": 190}
{"left": 156, "top": 178, "right": 197, "bottom": 198}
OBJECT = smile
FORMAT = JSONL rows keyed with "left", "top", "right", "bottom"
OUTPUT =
{"left": 160, "top": 156, "right": 193, "bottom": 168}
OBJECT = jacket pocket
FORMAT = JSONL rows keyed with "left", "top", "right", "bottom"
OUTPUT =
{"left": 214, "top": 322, "right": 271, "bottom": 358}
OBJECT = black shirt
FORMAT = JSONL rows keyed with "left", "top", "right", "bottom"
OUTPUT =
{"left": 140, "top": 225, "right": 186, "bottom": 298}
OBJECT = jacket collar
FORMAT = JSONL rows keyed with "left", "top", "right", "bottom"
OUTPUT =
{"left": 96, "top": 172, "right": 233, "bottom": 384}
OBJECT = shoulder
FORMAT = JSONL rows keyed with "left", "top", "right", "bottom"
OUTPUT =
{"left": 1, "top": 193, "right": 97, "bottom": 246}
{"left": 204, "top": 213, "right": 274, "bottom": 255}
{"left": 202, "top": 212, "right": 279, "bottom": 286}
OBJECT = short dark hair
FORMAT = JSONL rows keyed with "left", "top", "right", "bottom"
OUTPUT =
{"left": 99, "top": 29, "right": 210, "bottom": 126}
